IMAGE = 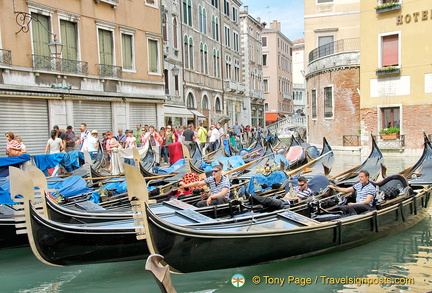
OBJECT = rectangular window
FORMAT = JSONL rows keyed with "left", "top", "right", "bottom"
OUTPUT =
{"left": 232, "top": 7, "right": 238, "bottom": 22}
{"left": 317, "top": 0, "right": 333, "bottom": 3}
{"left": 121, "top": 33, "right": 133, "bottom": 70}
{"left": 380, "top": 107, "right": 400, "bottom": 130}
{"left": 262, "top": 37, "right": 267, "bottom": 47}
{"left": 312, "top": 89, "right": 317, "bottom": 119}
{"left": 324, "top": 86, "right": 333, "bottom": 118}
{"left": 233, "top": 32, "right": 239, "bottom": 51}
{"left": 148, "top": 39, "right": 159, "bottom": 73}
{"left": 224, "top": 26, "right": 230, "bottom": 47}
{"left": 380, "top": 0, "right": 400, "bottom": 4}
{"left": 31, "top": 13, "right": 51, "bottom": 57}
{"left": 60, "top": 20, "right": 77, "bottom": 60}
{"left": 263, "top": 79, "right": 269, "bottom": 92}
{"left": 262, "top": 54, "right": 267, "bottom": 66}
{"left": 381, "top": 34, "right": 399, "bottom": 67}
{"left": 318, "top": 35, "right": 334, "bottom": 58}
{"left": 99, "top": 29, "right": 113, "bottom": 65}
{"left": 224, "top": 0, "right": 230, "bottom": 16}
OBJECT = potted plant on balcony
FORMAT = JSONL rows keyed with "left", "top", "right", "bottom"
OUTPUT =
{"left": 375, "top": 2, "right": 401, "bottom": 13}
{"left": 376, "top": 66, "right": 400, "bottom": 76}
{"left": 380, "top": 127, "right": 400, "bottom": 140}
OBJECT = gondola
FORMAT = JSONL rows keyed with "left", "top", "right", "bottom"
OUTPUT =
{"left": 399, "top": 132, "right": 432, "bottom": 187}
{"left": 330, "top": 135, "right": 385, "bottom": 185}
{"left": 125, "top": 164, "right": 431, "bottom": 273}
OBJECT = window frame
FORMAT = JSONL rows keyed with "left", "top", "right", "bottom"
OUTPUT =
{"left": 311, "top": 89, "right": 317, "bottom": 119}
{"left": 120, "top": 30, "right": 135, "bottom": 72}
{"left": 378, "top": 31, "right": 401, "bottom": 68}
{"left": 323, "top": 85, "right": 334, "bottom": 119}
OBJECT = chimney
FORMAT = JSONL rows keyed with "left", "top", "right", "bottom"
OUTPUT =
{"left": 270, "top": 20, "right": 281, "bottom": 31}
{"left": 244, "top": 6, "right": 248, "bottom": 13}
{"left": 257, "top": 17, "right": 261, "bottom": 23}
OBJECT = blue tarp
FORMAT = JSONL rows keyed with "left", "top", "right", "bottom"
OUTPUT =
{"left": 60, "top": 151, "right": 85, "bottom": 172}
{"left": 33, "top": 153, "right": 65, "bottom": 173}
{"left": 89, "top": 178, "right": 128, "bottom": 203}
{"left": 223, "top": 139, "right": 231, "bottom": 156}
{"left": 246, "top": 171, "right": 288, "bottom": 195}
{"left": 0, "top": 178, "right": 15, "bottom": 205}
{"left": 0, "top": 154, "right": 31, "bottom": 177}
{"left": 153, "top": 159, "right": 186, "bottom": 174}
{"left": 47, "top": 176, "right": 93, "bottom": 197}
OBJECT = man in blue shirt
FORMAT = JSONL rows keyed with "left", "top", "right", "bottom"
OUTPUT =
{"left": 328, "top": 170, "right": 376, "bottom": 215}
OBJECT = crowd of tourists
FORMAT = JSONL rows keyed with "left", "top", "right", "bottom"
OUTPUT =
{"left": 4, "top": 122, "right": 266, "bottom": 168}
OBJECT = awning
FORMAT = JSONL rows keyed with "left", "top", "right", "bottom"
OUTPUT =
{"left": 164, "top": 106, "right": 194, "bottom": 118}
{"left": 265, "top": 113, "right": 278, "bottom": 123}
{"left": 190, "top": 110, "right": 206, "bottom": 118}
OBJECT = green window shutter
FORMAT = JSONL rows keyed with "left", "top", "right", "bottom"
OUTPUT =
{"left": 122, "top": 34, "right": 133, "bottom": 70}
{"left": 60, "top": 20, "right": 77, "bottom": 60}
{"left": 32, "top": 13, "right": 50, "bottom": 57}
{"left": 148, "top": 39, "right": 158, "bottom": 73}
{"left": 99, "top": 29, "right": 113, "bottom": 65}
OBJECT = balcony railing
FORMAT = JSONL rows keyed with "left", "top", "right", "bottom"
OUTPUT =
{"left": 309, "top": 38, "right": 360, "bottom": 63}
{"left": 282, "top": 93, "right": 292, "bottom": 100}
{"left": 32, "top": 55, "right": 88, "bottom": 74}
{"left": 252, "top": 89, "right": 264, "bottom": 100}
{"left": 0, "top": 49, "right": 12, "bottom": 66}
{"left": 98, "top": 0, "right": 119, "bottom": 7}
{"left": 98, "top": 64, "right": 122, "bottom": 78}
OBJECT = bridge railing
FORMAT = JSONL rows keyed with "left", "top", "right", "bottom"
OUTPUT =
{"left": 267, "top": 116, "right": 307, "bottom": 134}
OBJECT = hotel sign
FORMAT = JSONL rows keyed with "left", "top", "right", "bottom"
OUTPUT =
{"left": 397, "top": 10, "right": 432, "bottom": 25}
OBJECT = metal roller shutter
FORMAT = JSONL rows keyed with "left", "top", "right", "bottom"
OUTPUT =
{"left": 129, "top": 103, "right": 157, "bottom": 127}
{"left": 0, "top": 98, "right": 49, "bottom": 155}
{"left": 73, "top": 100, "right": 112, "bottom": 133}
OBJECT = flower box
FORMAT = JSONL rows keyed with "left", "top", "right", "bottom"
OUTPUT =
{"left": 376, "top": 67, "right": 400, "bottom": 76}
{"left": 381, "top": 133, "right": 400, "bottom": 140}
{"left": 376, "top": 4, "right": 401, "bottom": 14}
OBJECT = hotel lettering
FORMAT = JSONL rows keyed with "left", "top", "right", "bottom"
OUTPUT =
{"left": 397, "top": 10, "right": 432, "bottom": 25}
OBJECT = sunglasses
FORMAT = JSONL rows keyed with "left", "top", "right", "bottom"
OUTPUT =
{"left": 212, "top": 170, "right": 220, "bottom": 173}
{"left": 298, "top": 183, "right": 305, "bottom": 187}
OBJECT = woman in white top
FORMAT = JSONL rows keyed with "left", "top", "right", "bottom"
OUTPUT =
{"left": 45, "top": 130, "right": 63, "bottom": 154}
{"left": 44, "top": 130, "right": 63, "bottom": 176}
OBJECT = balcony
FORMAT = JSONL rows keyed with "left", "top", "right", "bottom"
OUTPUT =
{"left": 282, "top": 93, "right": 292, "bottom": 100}
{"left": 309, "top": 38, "right": 360, "bottom": 63}
{"left": 32, "top": 55, "right": 88, "bottom": 75}
{"left": 252, "top": 89, "right": 264, "bottom": 100}
{"left": 225, "top": 80, "right": 237, "bottom": 92}
{"left": 0, "top": 49, "right": 12, "bottom": 66}
{"left": 98, "top": 64, "right": 122, "bottom": 78}
{"left": 96, "top": 0, "right": 119, "bottom": 8}
{"left": 237, "top": 82, "right": 245, "bottom": 93}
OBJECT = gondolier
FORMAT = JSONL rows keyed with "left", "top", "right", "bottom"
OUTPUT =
{"left": 328, "top": 170, "right": 376, "bottom": 215}
{"left": 179, "top": 165, "right": 230, "bottom": 207}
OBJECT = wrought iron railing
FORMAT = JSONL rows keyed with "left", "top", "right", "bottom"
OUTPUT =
{"left": 308, "top": 38, "right": 360, "bottom": 63}
{"left": 0, "top": 49, "right": 12, "bottom": 66}
{"left": 98, "top": 64, "right": 122, "bottom": 78}
{"left": 32, "top": 55, "right": 88, "bottom": 74}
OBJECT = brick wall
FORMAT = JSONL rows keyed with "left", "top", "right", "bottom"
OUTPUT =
{"left": 307, "top": 67, "right": 360, "bottom": 146}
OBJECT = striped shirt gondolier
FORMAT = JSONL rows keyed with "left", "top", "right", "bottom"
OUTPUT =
{"left": 353, "top": 181, "right": 376, "bottom": 206}
{"left": 293, "top": 186, "right": 313, "bottom": 199}
{"left": 204, "top": 175, "right": 231, "bottom": 198}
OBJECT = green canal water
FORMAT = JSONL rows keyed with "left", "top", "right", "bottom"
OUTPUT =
{"left": 0, "top": 155, "right": 431, "bottom": 293}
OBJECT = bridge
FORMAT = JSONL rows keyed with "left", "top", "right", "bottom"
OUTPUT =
{"left": 266, "top": 116, "right": 307, "bottom": 135}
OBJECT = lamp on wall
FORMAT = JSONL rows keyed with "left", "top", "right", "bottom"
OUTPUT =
{"left": 14, "top": 9, "right": 63, "bottom": 56}
{"left": 172, "top": 65, "right": 180, "bottom": 76}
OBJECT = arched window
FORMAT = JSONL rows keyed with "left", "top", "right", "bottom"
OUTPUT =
{"left": 184, "top": 35, "right": 189, "bottom": 68}
{"left": 198, "top": 6, "right": 203, "bottom": 32}
{"left": 202, "top": 95, "right": 209, "bottom": 110}
{"left": 200, "top": 43, "right": 204, "bottom": 73}
{"left": 215, "top": 97, "right": 222, "bottom": 111}
{"left": 189, "top": 37, "right": 194, "bottom": 70}
{"left": 187, "top": 92, "right": 195, "bottom": 108}
{"left": 204, "top": 44, "right": 208, "bottom": 74}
